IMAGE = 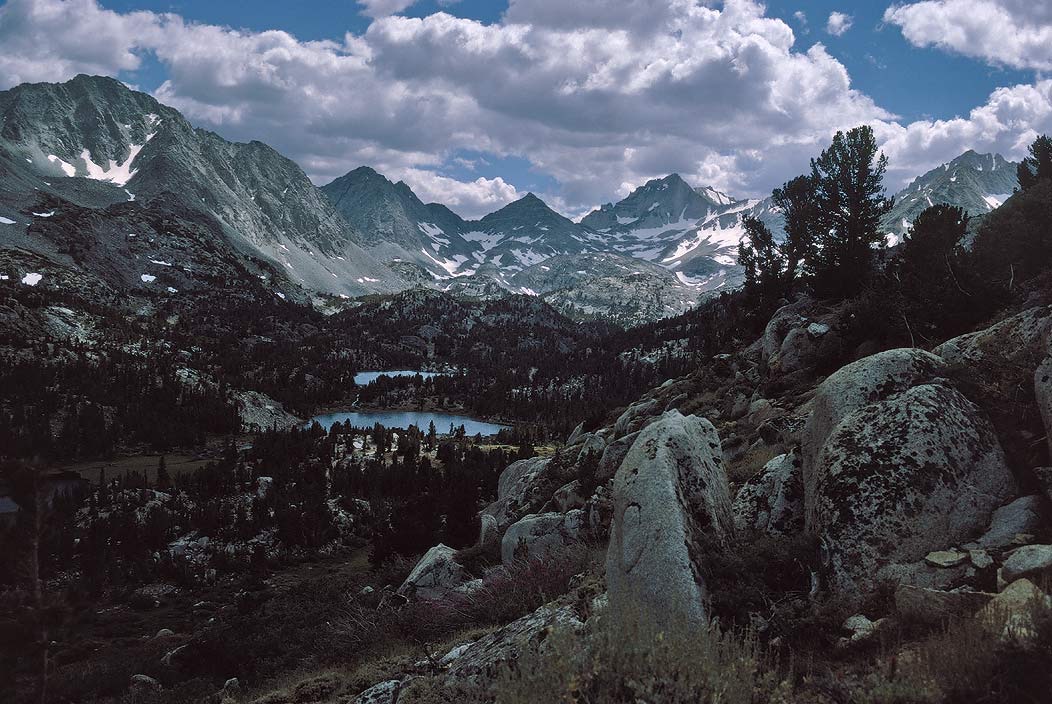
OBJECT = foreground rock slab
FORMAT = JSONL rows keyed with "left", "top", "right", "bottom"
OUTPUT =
{"left": 606, "top": 410, "right": 733, "bottom": 630}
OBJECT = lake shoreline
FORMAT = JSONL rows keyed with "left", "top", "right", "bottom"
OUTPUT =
{"left": 310, "top": 400, "right": 516, "bottom": 428}
{"left": 304, "top": 408, "right": 513, "bottom": 436}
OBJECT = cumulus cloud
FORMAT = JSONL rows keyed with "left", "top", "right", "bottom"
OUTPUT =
{"left": 357, "top": 0, "right": 419, "bottom": 19}
{"left": 0, "top": 0, "right": 1048, "bottom": 217}
{"left": 878, "top": 80, "right": 1052, "bottom": 185}
{"left": 0, "top": 0, "right": 162, "bottom": 86}
{"left": 393, "top": 169, "right": 522, "bottom": 217}
{"left": 825, "top": 11, "right": 853, "bottom": 37}
{"left": 885, "top": 0, "right": 1052, "bottom": 71}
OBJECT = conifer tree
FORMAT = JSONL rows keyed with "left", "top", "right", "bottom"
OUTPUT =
{"left": 156, "top": 455, "right": 171, "bottom": 491}
{"left": 808, "top": 125, "right": 894, "bottom": 298}
{"left": 737, "top": 216, "right": 787, "bottom": 306}
{"left": 771, "top": 173, "right": 820, "bottom": 284}
{"left": 1017, "top": 134, "right": 1052, "bottom": 191}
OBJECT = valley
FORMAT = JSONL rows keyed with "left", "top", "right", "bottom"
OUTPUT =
{"left": 2, "top": 71, "right": 1052, "bottom": 704}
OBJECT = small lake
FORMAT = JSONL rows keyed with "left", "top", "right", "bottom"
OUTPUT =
{"left": 353, "top": 370, "right": 445, "bottom": 385}
{"left": 307, "top": 410, "right": 509, "bottom": 436}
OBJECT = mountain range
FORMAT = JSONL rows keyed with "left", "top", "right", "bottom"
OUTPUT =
{"left": 0, "top": 75, "right": 1024, "bottom": 325}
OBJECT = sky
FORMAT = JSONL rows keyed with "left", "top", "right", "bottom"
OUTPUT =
{"left": 0, "top": 0, "right": 1050, "bottom": 219}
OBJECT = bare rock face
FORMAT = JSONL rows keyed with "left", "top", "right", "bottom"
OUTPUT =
{"left": 397, "top": 544, "right": 467, "bottom": 600}
{"left": 801, "top": 348, "right": 949, "bottom": 525}
{"left": 352, "top": 678, "right": 406, "bottom": 704}
{"left": 605, "top": 410, "right": 734, "bottom": 629}
{"left": 732, "top": 449, "right": 804, "bottom": 536}
{"left": 810, "top": 380, "right": 1016, "bottom": 600}
{"left": 501, "top": 510, "right": 586, "bottom": 566}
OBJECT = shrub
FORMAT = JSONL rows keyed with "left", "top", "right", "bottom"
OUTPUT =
{"left": 493, "top": 605, "right": 786, "bottom": 703}
{"left": 856, "top": 589, "right": 1052, "bottom": 703}
{"left": 698, "top": 531, "right": 821, "bottom": 640}
{"left": 340, "top": 544, "right": 595, "bottom": 655}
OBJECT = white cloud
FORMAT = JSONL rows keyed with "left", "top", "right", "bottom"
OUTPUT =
{"left": 885, "top": 0, "right": 1052, "bottom": 71}
{"left": 393, "top": 169, "right": 522, "bottom": 218}
{"left": 357, "top": 0, "right": 419, "bottom": 19}
{"left": 0, "top": 0, "right": 1048, "bottom": 218}
{"left": 0, "top": 0, "right": 163, "bottom": 86}
{"left": 825, "top": 11, "right": 853, "bottom": 37}
{"left": 878, "top": 80, "right": 1052, "bottom": 186}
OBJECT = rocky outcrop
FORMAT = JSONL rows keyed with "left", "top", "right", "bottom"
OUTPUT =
{"left": 761, "top": 299, "right": 842, "bottom": 375}
{"left": 801, "top": 348, "right": 948, "bottom": 520}
{"left": 1001, "top": 544, "right": 1052, "bottom": 583}
{"left": 976, "top": 496, "right": 1045, "bottom": 549}
{"left": 1036, "top": 355, "right": 1052, "bottom": 459}
{"left": 613, "top": 398, "right": 661, "bottom": 438}
{"left": 353, "top": 678, "right": 406, "bottom": 704}
{"left": 445, "top": 603, "right": 584, "bottom": 681}
{"left": 979, "top": 578, "right": 1052, "bottom": 642}
{"left": 501, "top": 510, "right": 586, "bottom": 566}
{"left": 895, "top": 585, "right": 994, "bottom": 624}
{"left": 809, "top": 378, "right": 1016, "bottom": 599}
{"left": 595, "top": 431, "right": 638, "bottom": 483}
{"left": 732, "top": 449, "right": 804, "bottom": 536}
{"left": 550, "top": 480, "right": 587, "bottom": 512}
{"left": 800, "top": 348, "right": 1017, "bottom": 601}
{"left": 397, "top": 544, "right": 467, "bottom": 600}
{"left": 935, "top": 305, "right": 1052, "bottom": 367}
{"left": 606, "top": 410, "right": 733, "bottom": 629}
{"left": 482, "top": 456, "right": 551, "bottom": 532}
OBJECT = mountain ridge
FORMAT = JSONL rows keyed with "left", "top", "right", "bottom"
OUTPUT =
{"left": 0, "top": 75, "right": 1025, "bottom": 325}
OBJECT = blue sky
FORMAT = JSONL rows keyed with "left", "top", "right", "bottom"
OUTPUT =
{"left": 1, "top": 0, "right": 1050, "bottom": 217}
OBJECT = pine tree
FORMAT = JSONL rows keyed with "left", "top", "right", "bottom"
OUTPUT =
{"left": 156, "top": 455, "right": 171, "bottom": 491}
{"left": 771, "top": 174, "right": 820, "bottom": 284}
{"left": 809, "top": 125, "right": 894, "bottom": 298}
{"left": 737, "top": 215, "right": 787, "bottom": 304}
{"left": 1017, "top": 134, "right": 1052, "bottom": 191}
{"left": 895, "top": 205, "right": 980, "bottom": 341}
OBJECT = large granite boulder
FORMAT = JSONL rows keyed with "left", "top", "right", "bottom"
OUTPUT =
{"left": 605, "top": 410, "right": 734, "bottom": 629}
{"left": 595, "top": 431, "right": 639, "bottom": 483}
{"left": 445, "top": 603, "right": 584, "bottom": 681}
{"left": 501, "top": 510, "right": 586, "bottom": 566}
{"left": 935, "top": 305, "right": 1052, "bottom": 367}
{"left": 482, "top": 456, "right": 551, "bottom": 532}
{"left": 976, "top": 496, "right": 1045, "bottom": 549}
{"left": 732, "top": 449, "right": 804, "bottom": 536}
{"left": 397, "top": 544, "right": 467, "bottom": 600}
{"left": 613, "top": 398, "right": 661, "bottom": 438}
{"left": 801, "top": 348, "right": 948, "bottom": 524}
{"left": 761, "top": 299, "right": 842, "bottom": 374}
{"left": 810, "top": 381, "right": 1016, "bottom": 599}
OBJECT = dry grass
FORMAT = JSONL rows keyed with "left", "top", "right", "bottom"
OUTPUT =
{"left": 725, "top": 442, "right": 783, "bottom": 484}
{"left": 849, "top": 587, "right": 1052, "bottom": 704}
{"left": 491, "top": 605, "right": 787, "bottom": 704}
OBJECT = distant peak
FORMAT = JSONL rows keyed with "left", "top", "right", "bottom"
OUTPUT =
{"left": 646, "top": 173, "right": 689, "bottom": 188}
